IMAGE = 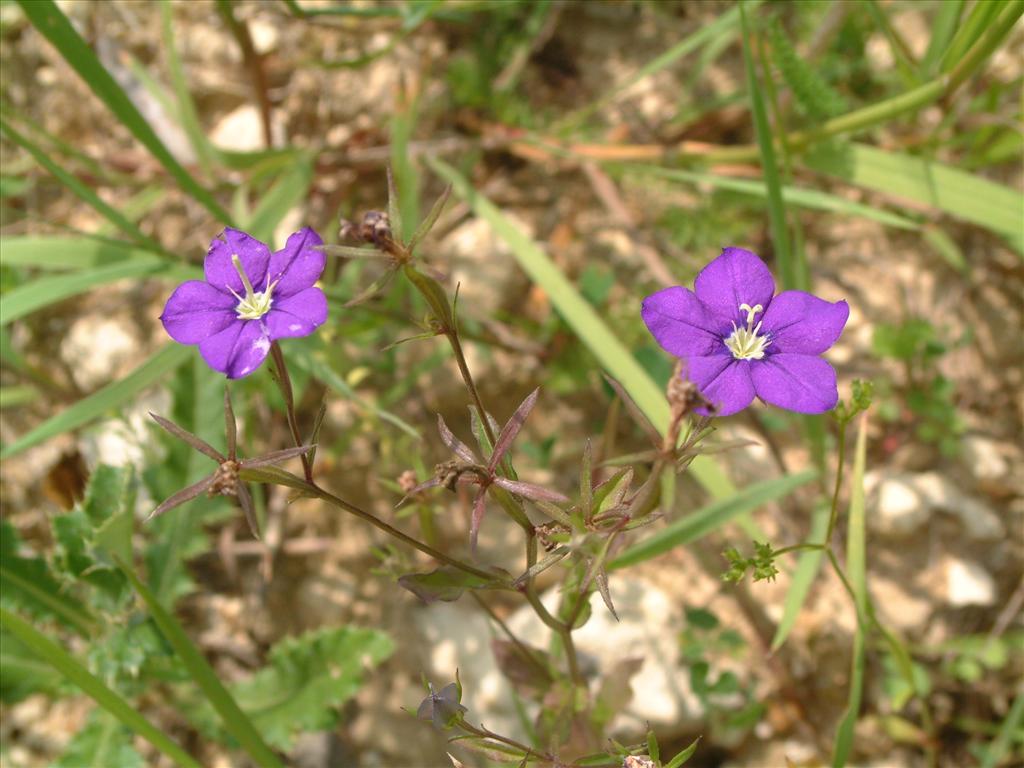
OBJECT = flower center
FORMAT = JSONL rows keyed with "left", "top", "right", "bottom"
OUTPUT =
{"left": 724, "top": 302, "right": 771, "bottom": 360}
{"left": 229, "top": 254, "right": 277, "bottom": 320}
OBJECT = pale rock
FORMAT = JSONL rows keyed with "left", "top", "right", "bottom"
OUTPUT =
{"left": 945, "top": 558, "right": 997, "bottom": 607}
{"left": 866, "top": 470, "right": 1004, "bottom": 541}
{"left": 413, "top": 601, "right": 524, "bottom": 740}
{"left": 441, "top": 216, "right": 529, "bottom": 310}
{"left": 960, "top": 435, "right": 1009, "bottom": 482}
{"left": 60, "top": 316, "right": 141, "bottom": 391}
{"left": 867, "top": 472, "right": 929, "bottom": 537}
{"left": 911, "top": 471, "right": 1005, "bottom": 540}
{"left": 211, "top": 104, "right": 284, "bottom": 152}
{"left": 507, "top": 576, "right": 704, "bottom": 737}
{"left": 248, "top": 17, "right": 280, "bottom": 55}
{"left": 871, "top": 575, "right": 931, "bottom": 633}
{"left": 79, "top": 388, "right": 169, "bottom": 479}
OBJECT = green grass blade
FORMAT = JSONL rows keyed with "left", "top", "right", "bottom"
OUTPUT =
{"left": 0, "top": 607, "right": 203, "bottom": 768}
{"left": 942, "top": 0, "right": 1004, "bottom": 71}
{"left": 245, "top": 155, "right": 315, "bottom": 244}
{"left": 117, "top": 561, "right": 284, "bottom": 768}
{"left": 804, "top": 142, "right": 1024, "bottom": 243}
{"left": 1, "top": 260, "right": 200, "bottom": 326}
{"left": 0, "top": 344, "right": 192, "bottom": 459}
{"left": 739, "top": 3, "right": 793, "bottom": 288}
{"left": 770, "top": 500, "right": 829, "bottom": 651}
{"left": 557, "top": 2, "right": 751, "bottom": 131}
{"left": 15, "top": 0, "right": 231, "bottom": 223}
{"left": 981, "top": 690, "right": 1024, "bottom": 768}
{"left": 0, "top": 118, "right": 162, "bottom": 252}
{"left": 832, "top": 413, "right": 869, "bottom": 768}
{"left": 390, "top": 82, "right": 420, "bottom": 242}
{"left": 0, "top": 236, "right": 166, "bottom": 270}
{"left": 160, "top": 0, "right": 217, "bottom": 175}
{"left": 427, "top": 156, "right": 733, "bottom": 498}
{"left": 921, "top": 0, "right": 964, "bottom": 75}
{"left": 609, "top": 469, "right": 817, "bottom": 571}
{"left": 620, "top": 165, "right": 920, "bottom": 230}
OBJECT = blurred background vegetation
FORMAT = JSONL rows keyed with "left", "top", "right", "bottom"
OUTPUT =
{"left": 0, "top": 1, "right": 1021, "bottom": 766}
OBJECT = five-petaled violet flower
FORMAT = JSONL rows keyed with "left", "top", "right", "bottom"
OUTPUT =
{"left": 642, "top": 247, "right": 848, "bottom": 416}
{"left": 161, "top": 227, "right": 327, "bottom": 378}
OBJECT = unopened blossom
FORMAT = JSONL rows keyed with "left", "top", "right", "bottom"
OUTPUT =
{"left": 161, "top": 227, "right": 327, "bottom": 378}
{"left": 642, "top": 247, "right": 848, "bottom": 416}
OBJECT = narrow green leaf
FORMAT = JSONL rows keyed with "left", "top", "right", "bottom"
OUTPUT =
{"left": 557, "top": 3, "right": 752, "bottom": 130}
{"left": 942, "top": 0, "right": 1004, "bottom": 71}
{"left": 0, "top": 117, "right": 161, "bottom": 251}
{"left": 0, "top": 236, "right": 166, "bottom": 271}
{"left": 390, "top": 83, "right": 420, "bottom": 242}
{"left": 15, "top": 0, "right": 231, "bottom": 223}
{"left": 770, "top": 500, "right": 829, "bottom": 651}
{"left": 428, "top": 157, "right": 733, "bottom": 498}
{"left": 665, "top": 736, "right": 701, "bottom": 768}
{"left": 921, "top": 0, "right": 964, "bottom": 75}
{"left": 0, "top": 344, "right": 192, "bottom": 459}
{"left": 0, "top": 607, "right": 203, "bottom": 768}
{"left": 740, "top": 3, "right": 792, "bottom": 288}
{"left": 833, "top": 414, "right": 869, "bottom": 768}
{"left": 0, "top": 629, "right": 64, "bottom": 703}
{"left": 609, "top": 470, "right": 817, "bottom": 571}
{"left": 1, "top": 260, "right": 199, "bottom": 326}
{"left": 117, "top": 560, "right": 284, "bottom": 768}
{"left": 160, "top": 0, "right": 217, "bottom": 175}
{"left": 623, "top": 165, "right": 920, "bottom": 230}
{"left": 804, "top": 142, "right": 1024, "bottom": 242}
{"left": 981, "top": 690, "right": 1024, "bottom": 768}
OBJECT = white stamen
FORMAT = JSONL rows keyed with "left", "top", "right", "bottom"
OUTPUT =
{"left": 725, "top": 302, "right": 771, "bottom": 360}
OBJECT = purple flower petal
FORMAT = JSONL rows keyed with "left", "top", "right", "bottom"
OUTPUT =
{"left": 205, "top": 228, "right": 271, "bottom": 295}
{"left": 641, "top": 286, "right": 729, "bottom": 357}
{"left": 199, "top": 320, "right": 272, "bottom": 379}
{"left": 265, "top": 287, "right": 328, "bottom": 339}
{"left": 685, "top": 354, "right": 755, "bottom": 416}
{"left": 160, "top": 281, "right": 236, "bottom": 344}
{"left": 267, "top": 227, "right": 325, "bottom": 298}
{"left": 760, "top": 291, "right": 849, "bottom": 355}
{"left": 694, "top": 247, "right": 775, "bottom": 323}
{"left": 751, "top": 354, "right": 839, "bottom": 414}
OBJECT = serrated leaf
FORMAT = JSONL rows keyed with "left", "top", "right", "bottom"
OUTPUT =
{"left": 54, "top": 710, "right": 146, "bottom": 768}
{"left": 0, "top": 520, "right": 96, "bottom": 635}
{"left": 229, "top": 626, "right": 394, "bottom": 750}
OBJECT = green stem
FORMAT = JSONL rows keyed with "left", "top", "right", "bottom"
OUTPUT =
{"left": 268, "top": 342, "right": 313, "bottom": 482}
{"left": 773, "top": 542, "right": 825, "bottom": 557}
{"left": 305, "top": 482, "right": 499, "bottom": 582}
{"left": 825, "top": 419, "right": 848, "bottom": 544}
{"left": 446, "top": 329, "right": 497, "bottom": 447}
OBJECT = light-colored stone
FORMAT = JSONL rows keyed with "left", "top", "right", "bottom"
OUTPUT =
{"left": 871, "top": 575, "right": 932, "bottom": 633}
{"left": 413, "top": 601, "right": 524, "bottom": 740}
{"left": 960, "top": 435, "right": 1010, "bottom": 482}
{"left": 866, "top": 470, "right": 1005, "bottom": 541}
{"left": 60, "top": 315, "right": 142, "bottom": 391}
{"left": 248, "top": 17, "right": 280, "bottom": 55}
{"left": 867, "top": 472, "right": 929, "bottom": 537}
{"left": 507, "top": 576, "right": 704, "bottom": 737}
{"left": 210, "top": 104, "right": 284, "bottom": 152}
{"left": 945, "top": 558, "right": 997, "bottom": 607}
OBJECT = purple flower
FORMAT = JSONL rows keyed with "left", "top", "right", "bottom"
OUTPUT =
{"left": 642, "top": 247, "right": 848, "bottom": 416}
{"left": 161, "top": 227, "right": 328, "bottom": 378}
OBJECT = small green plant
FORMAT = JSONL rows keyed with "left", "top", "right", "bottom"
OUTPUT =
{"left": 872, "top": 318, "right": 966, "bottom": 455}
